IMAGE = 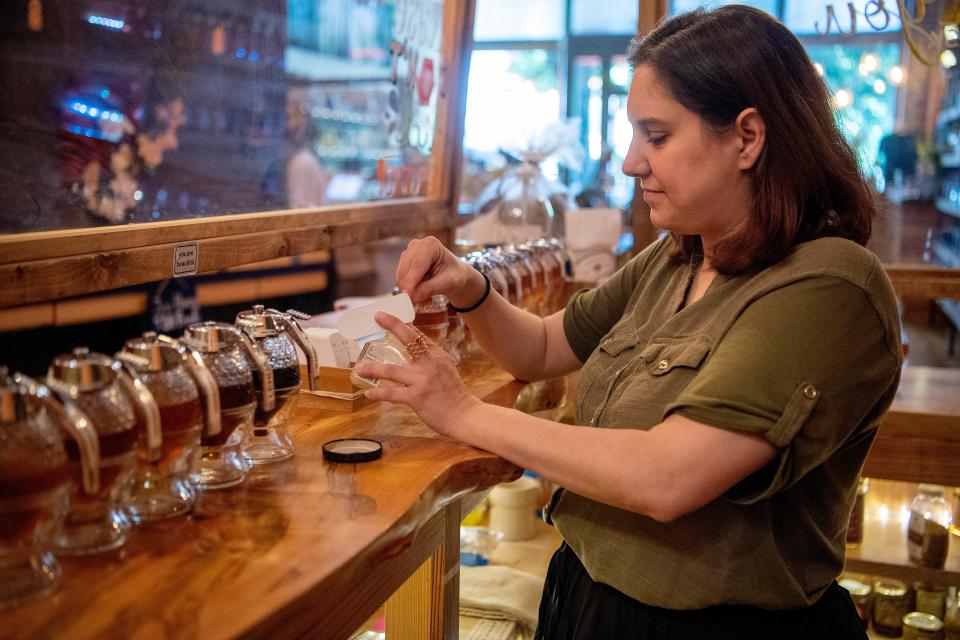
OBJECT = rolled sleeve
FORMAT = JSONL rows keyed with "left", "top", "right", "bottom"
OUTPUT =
{"left": 665, "top": 276, "right": 900, "bottom": 503}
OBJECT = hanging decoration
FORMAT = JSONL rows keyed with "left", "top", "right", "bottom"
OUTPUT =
{"left": 814, "top": 1, "right": 960, "bottom": 67}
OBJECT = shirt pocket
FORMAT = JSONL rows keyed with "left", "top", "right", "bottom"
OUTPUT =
{"left": 640, "top": 336, "right": 712, "bottom": 375}
{"left": 597, "top": 327, "right": 639, "bottom": 358}
{"left": 598, "top": 336, "right": 712, "bottom": 430}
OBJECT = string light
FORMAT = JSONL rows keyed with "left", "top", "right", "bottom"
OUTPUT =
{"left": 858, "top": 53, "right": 880, "bottom": 75}
{"left": 942, "top": 49, "right": 958, "bottom": 69}
{"left": 834, "top": 88, "right": 853, "bottom": 108}
{"left": 888, "top": 65, "right": 905, "bottom": 85}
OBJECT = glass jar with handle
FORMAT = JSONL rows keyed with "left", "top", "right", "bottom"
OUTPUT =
{"left": 0, "top": 369, "right": 99, "bottom": 607}
{"left": 118, "top": 333, "right": 221, "bottom": 521}
{"left": 45, "top": 348, "right": 162, "bottom": 553}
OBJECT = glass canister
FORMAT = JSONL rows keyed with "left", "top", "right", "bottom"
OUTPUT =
{"left": 0, "top": 370, "right": 99, "bottom": 607}
{"left": 846, "top": 476, "right": 869, "bottom": 548}
{"left": 945, "top": 586, "right": 960, "bottom": 640}
{"left": 506, "top": 244, "right": 545, "bottom": 315}
{"left": 183, "top": 322, "right": 275, "bottom": 489}
{"left": 907, "top": 484, "right": 952, "bottom": 569}
{"left": 350, "top": 333, "right": 413, "bottom": 389}
{"left": 902, "top": 612, "right": 945, "bottom": 640}
{"left": 413, "top": 295, "right": 449, "bottom": 344}
{"left": 916, "top": 583, "right": 949, "bottom": 621}
{"left": 118, "top": 333, "right": 221, "bottom": 522}
{"left": 45, "top": 349, "right": 162, "bottom": 554}
{"left": 838, "top": 573, "right": 872, "bottom": 628}
{"left": 235, "top": 306, "right": 317, "bottom": 464}
{"left": 485, "top": 248, "right": 524, "bottom": 306}
{"left": 533, "top": 238, "right": 567, "bottom": 314}
{"left": 444, "top": 304, "right": 465, "bottom": 365}
{"left": 874, "top": 579, "right": 911, "bottom": 637}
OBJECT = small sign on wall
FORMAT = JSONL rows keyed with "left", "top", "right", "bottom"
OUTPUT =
{"left": 173, "top": 242, "right": 198, "bottom": 277}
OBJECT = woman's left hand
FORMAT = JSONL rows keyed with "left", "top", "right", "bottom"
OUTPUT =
{"left": 354, "top": 312, "right": 481, "bottom": 438}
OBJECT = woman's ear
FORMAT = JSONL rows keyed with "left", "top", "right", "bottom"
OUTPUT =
{"left": 734, "top": 107, "right": 766, "bottom": 170}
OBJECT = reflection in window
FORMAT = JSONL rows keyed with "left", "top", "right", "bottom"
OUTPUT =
{"left": 463, "top": 50, "right": 560, "bottom": 157}
{"left": 473, "top": 0, "right": 564, "bottom": 42}
{"left": 570, "top": 0, "right": 638, "bottom": 35}
{"left": 784, "top": 1, "right": 901, "bottom": 35}
{"left": 669, "top": 0, "right": 777, "bottom": 16}
{"left": 806, "top": 43, "right": 901, "bottom": 170}
{"left": 0, "top": 0, "right": 443, "bottom": 233}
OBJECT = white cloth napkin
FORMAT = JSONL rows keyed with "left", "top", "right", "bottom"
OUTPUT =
{"left": 460, "top": 565, "right": 543, "bottom": 640}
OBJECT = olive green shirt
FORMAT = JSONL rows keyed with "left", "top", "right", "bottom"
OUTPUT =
{"left": 551, "top": 235, "right": 902, "bottom": 610}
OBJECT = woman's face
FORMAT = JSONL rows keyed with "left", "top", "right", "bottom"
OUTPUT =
{"left": 623, "top": 65, "right": 751, "bottom": 245}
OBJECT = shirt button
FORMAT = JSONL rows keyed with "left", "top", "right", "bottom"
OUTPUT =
{"left": 656, "top": 359, "right": 669, "bottom": 370}
{"left": 603, "top": 337, "right": 612, "bottom": 344}
{"left": 803, "top": 384, "right": 818, "bottom": 399}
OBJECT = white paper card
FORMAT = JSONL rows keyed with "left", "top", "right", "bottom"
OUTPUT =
{"left": 337, "top": 293, "right": 415, "bottom": 340}
{"left": 564, "top": 208, "right": 621, "bottom": 251}
{"left": 299, "top": 327, "right": 354, "bottom": 368}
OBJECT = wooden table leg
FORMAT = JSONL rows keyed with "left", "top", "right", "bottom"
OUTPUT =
{"left": 385, "top": 500, "right": 462, "bottom": 640}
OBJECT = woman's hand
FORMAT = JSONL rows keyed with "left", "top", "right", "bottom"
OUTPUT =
{"left": 396, "top": 236, "right": 484, "bottom": 307}
{"left": 355, "top": 312, "right": 481, "bottom": 438}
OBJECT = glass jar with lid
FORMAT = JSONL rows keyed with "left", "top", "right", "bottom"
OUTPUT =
{"left": 902, "top": 611, "right": 945, "bottom": 640}
{"left": 846, "top": 477, "right": 869, "bottom": 547}
{"left": 874, "top": 578, "right": 911, "bottom": 637}
{"left": 907, "top": 484, "right": 952, "bottom": 569}
{"left": 182, "top": 322, "right": 275, "bottom": 489}
{"left": 945, "top": 586, "right": 960, "bottom": 640}
{"left": 838, "top": 572, "right": 871, "bottom": 628}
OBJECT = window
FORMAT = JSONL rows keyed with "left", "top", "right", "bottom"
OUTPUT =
{"left": 785, "top": 1, "right": 901, "bottom": 35}
{"left": 463, "top": 49, "right": 561, "bottom": 156}
{"left": 473, "top": 0, "right": 564, "bottom": 41}
{"left": 570, "top": 0, "right": 638, "bottom": 35}
{"left": 669, "top": 0, "right": 776, "bottom": 16}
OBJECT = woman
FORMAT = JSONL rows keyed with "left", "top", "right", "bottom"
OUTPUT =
{"left": 355, "top": 6, "right": 901, "bottom": 639}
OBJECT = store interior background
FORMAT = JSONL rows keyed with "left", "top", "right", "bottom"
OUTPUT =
{"left": 2, "top": 0, "right": 959, "bottom": 371}
{"left": 0, "top": 1, "right": 959, "bottom": 638}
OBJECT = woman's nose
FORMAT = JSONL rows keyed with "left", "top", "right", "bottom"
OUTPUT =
{"left": 622, "top": 144, "right": 650, "bottom": 179}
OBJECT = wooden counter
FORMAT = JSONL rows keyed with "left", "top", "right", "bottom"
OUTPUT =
{"left": 864, "top": 365, "right": 960, "bottom": 487}
{"left": 0, "top": 351, "right": 522, "bottom": 640}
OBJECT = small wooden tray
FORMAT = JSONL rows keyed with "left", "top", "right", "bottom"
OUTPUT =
{"left": 299, "top": 364, "right": 371, "bottom": 412}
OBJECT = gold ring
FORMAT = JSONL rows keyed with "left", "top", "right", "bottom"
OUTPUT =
{"left": 403, "top": 334, "right": 429, "bottom": 361}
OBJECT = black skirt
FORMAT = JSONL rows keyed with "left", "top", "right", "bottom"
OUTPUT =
{"left": 534, "top": 543, "right": 867, "bottom": 640}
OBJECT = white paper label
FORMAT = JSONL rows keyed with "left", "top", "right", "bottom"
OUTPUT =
{"left": 173, "top": 243, "right": 198, "bottom": 277}
{"left": 337, "top": 293, "right": 415, "bottom": 340}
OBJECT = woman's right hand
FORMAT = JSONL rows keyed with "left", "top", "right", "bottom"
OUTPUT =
{"left": 395, "top": 236, "right": 484, "bottom": 306}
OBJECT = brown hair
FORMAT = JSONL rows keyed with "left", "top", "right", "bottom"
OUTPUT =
{"left": 627, "top": 6, "right": 876, "bottom": 273}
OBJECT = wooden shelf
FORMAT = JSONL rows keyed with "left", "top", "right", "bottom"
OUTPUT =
{"left": 844, "top": 479, "right": 960, "bottom": 585}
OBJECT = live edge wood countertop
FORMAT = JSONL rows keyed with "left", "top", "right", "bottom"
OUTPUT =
{"left": 0, "top": 351, "right": 523, "bottom": 640}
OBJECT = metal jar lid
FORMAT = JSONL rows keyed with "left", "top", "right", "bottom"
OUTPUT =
{"left": 183, "top": 321, "right": 239, "bottom": 353}
{"left": 235, "top": 305, "right": 282, "bottom": 339}
{"left": 903, "top": 611, "right": 944, "bottom": 632}
{"left": 120, "top": 332, "right": 184, "bottom": 372}
{"left": 838, "top": 576, "right": 871, "bottom": 598}
{"left": 48, "top": 347, "right": 117, "bottom": 392}
{"left": 874, "top": 579, "right": 908, "bottom": 597}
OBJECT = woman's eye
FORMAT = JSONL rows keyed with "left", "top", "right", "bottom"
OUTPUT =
{"left": 647, "top": 135, "right": 667, "bottom": 147}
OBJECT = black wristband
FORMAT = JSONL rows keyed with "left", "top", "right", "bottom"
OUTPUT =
{"left": 449, "top": 272, "right": 491, "bottom": 313}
